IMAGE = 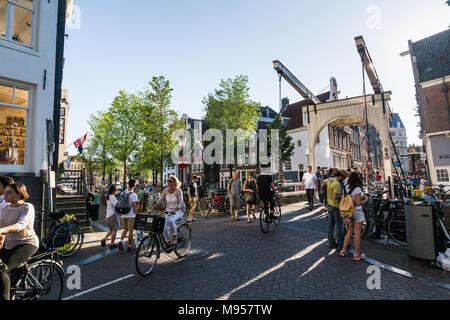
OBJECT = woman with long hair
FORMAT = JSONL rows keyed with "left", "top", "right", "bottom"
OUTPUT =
{"left": 152, "top": 175, "right": 186, "bottom": 246}
{"left": 101, "top": 185, "right": 120, "bottom": 249}
{"left": 243, "top": 172, "right": 258, "bottom": 223}
{"left": 340, "top": 172, "right": 368, "bottom": 261}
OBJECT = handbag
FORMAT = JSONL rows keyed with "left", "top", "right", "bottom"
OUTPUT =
{"left": 245, "top": 192, "right": 254, "bottom": 202}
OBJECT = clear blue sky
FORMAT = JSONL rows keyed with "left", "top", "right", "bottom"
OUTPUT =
{"left": 62, "top": 0, "right": 450, "bottom": 153}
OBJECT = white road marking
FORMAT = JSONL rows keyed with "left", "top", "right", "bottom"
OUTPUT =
{"left": 62, "top": 274, "right": 135, "bottom": 300}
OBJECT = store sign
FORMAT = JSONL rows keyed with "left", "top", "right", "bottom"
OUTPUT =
{"left": 439, "top": 154, "right": 450, "bottom": 159}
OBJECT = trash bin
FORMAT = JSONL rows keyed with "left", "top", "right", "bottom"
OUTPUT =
{"left": 405, "top": 203, "right": 436, "bottom": 261}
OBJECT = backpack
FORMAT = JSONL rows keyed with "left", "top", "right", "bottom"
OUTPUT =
{"left": 339, "top": 186, "right": 356, "bottom": 218}
{"left": 115, "top": 191, "right": 132, "bottom": 215}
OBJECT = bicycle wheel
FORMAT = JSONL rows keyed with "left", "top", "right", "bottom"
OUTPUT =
{"left": 273, "top": 203, "right": 281, "bottom": 226}
{"left": 22, "top": 261, "right": 64, "bottom": 300}
{"left": 198, "top": 198, "right": 210, "bottom": 218}
{"left": 52, "top": 225, "right": 84, "bottom": 257}
{"left": 135, "top": 236, "right": 159, "bottom": 276}
{"left": 259, "top": 207, "right": 270, "bottom": 233}
{"left": 387, "top": 212, "right": 407, "bottom": 247}
{"left": 175, "top": 224, "right": 192, "bottom": 258}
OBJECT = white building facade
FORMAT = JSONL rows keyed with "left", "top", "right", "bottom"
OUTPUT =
{"left": 0, "top": 0, "right": 71, "bottom": 204}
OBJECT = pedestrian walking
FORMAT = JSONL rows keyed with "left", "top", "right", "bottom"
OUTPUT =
{"left": 227, "top": 171, "right": 242, "bottom": 221}
{"left": 101, "top": 185, "right": 121, "bottom": 249}
{"left": 118, "top": 179, "right": 139, "bottom": 252}
{"left": 90, "top": 189, "right": 101, "bottom": 221}
{"left": 326, "top": 170, "right": 347, "bottom": 249}
{"left": 316, "top": 169, "right": 325, "bottom": 205}
{"left": 138, "top": 186, "right": 146, "bottom": 212}
{"left": 301, "top": 166, "right": 317, "bottom": 211}
{"left": 243, "top": 172, "right": 258, "bottom": 223}
{"left": 188, "top": 175, "right": 199, "bottom": 220}
{"left": 340, "top": 172, "right": 368, "bottom": 260}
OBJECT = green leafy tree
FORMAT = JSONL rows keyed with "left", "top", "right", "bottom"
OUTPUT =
{"left": 107, "top": 91, "right": 145, "bottom": 187}
{"left": 203, "top": 75, "right": 261, "bottom": 174}
{"left": 139, "top": 76, "right": 184, "bottom": 190}
{"left": 88, "top": 111, "right": 115, "bottom": 183}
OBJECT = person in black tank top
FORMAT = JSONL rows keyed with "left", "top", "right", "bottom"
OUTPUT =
{"left": 243, "top": 172, "right": 258, "bottom": 223}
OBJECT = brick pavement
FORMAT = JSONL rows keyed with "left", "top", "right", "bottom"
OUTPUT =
{"left": 60, "top": 202, "right": 450, "bottom": 300}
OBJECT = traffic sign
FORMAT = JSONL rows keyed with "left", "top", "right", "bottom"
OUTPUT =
{"left": 395, "top": 161, "right": 401, "bottom": 168}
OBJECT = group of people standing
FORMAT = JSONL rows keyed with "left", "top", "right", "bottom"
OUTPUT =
{"left": 299, "top": 166, "right": 367, "bottom": 260}
{"left": 322, "top": 168, "right": 367, "bottom": 261}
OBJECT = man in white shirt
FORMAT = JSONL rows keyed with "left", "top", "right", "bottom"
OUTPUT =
{"left": 118, "top": 179, "right": 139, "bottom": 251}
{"left": 301, "top": 166, "right": 317, "bottom": 211}
{"left": 0, "top": 176, "right": 14, "bottom": 214}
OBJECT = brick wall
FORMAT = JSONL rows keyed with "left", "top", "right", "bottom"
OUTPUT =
{"left": 421, "top": 83, "right": 450, "bottom": 134}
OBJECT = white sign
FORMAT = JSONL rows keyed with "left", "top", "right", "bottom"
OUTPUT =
{"left": 49, "top": 171, "right": 56, "bottom": 189}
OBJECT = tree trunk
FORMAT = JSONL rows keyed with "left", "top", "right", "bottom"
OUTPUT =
{"left": 123, "top": 160, "right": 127, "bottom": 188}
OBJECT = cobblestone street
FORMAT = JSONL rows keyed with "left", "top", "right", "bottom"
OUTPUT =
{"left": 61, "top": 201, "right": 450, "bottom": 300}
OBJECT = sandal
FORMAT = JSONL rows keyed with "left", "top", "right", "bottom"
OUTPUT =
{"left": 339, "top": 250, "right": 348, "bottom": 257}
{"left": 353, "top": 252, "right": 366, "bottom": 261}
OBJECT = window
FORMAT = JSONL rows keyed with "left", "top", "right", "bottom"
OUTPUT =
{"left": 297, "top": 140, "right": 302, "bottom": 147}
{"left": 298, "top": 164, "right": 304, "bottom": 171}
{"left": 0, "top": 0, "right": 35, "bottom": 47}
{"left": 436, "top": 169, "right": 449, "bottom": 182}
{"left": 245, "top": 153, "right": 249, "bottom": 165}
{"left": 0, "top": 83, "right": 30, "bottom": 166}
{"left": 284, "top": 160, "right": 291, "bottom": 171}
{"left": 59, "top": 118, "right": 65, "bottom": 143}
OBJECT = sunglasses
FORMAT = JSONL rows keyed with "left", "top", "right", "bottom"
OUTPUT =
{"left": 168, "top": 180, "right": 175, "bottom": 183}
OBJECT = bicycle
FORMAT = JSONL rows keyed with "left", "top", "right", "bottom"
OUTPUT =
{"left": 363, "top": 193, "right": 407, "bottom": 246}
{"left": 0, "top": 249, "right": 65, "bottom": 300}
{"left": 198, "top": 189, "right": 230, "bottom": 218}
{"left": 135, "top": 211, "right": 193, "bottom": 276}
{"left": 37, "top": 210, "right": 85, "bottom": 258}
{"left": 259, "top": 193, "right": 282, "bottom": 234}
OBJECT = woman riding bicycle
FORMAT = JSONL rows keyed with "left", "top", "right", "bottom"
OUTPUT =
{"left": 151, "top": 175, "right": 186, "bottom": 246}
{"left": 0, "top": 182, "right": 39, "bottom": 300}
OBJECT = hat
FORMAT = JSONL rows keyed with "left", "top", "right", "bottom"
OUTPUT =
{"left": 339, "top": 170, "right": 348, "bottom": 178}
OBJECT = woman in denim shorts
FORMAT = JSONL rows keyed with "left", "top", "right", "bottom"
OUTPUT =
{"left": 340, "top": 173, "right": 368, "bottom": 261}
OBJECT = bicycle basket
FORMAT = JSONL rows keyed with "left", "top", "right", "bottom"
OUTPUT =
{"left": 134, "top": 214, "right": 165, "bottom": 233}
{"left": 50, "top": 211, "right": 66, "bottom": 219}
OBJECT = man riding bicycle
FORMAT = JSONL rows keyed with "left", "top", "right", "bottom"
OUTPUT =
{"left": 257, "top": 161, "right": 277, "bottom": 221}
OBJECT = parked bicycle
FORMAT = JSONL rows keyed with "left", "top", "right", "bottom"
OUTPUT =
{"left": 259, "top": 193, "right": 282, "bottom": 234}
{"left": 362, "top": 191, "right": 407, "bottom": 246}
{"left": 135, "top": 211, "right": 193, "bottom": 276}
{"left": 0, "top": 249, "right": 65, "bottom": 300}
{"left": 37, "top": 210, "right": 85, "bottom": 257}
{"left": 198, "top": 189, "right": 230, "bottom": 217}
